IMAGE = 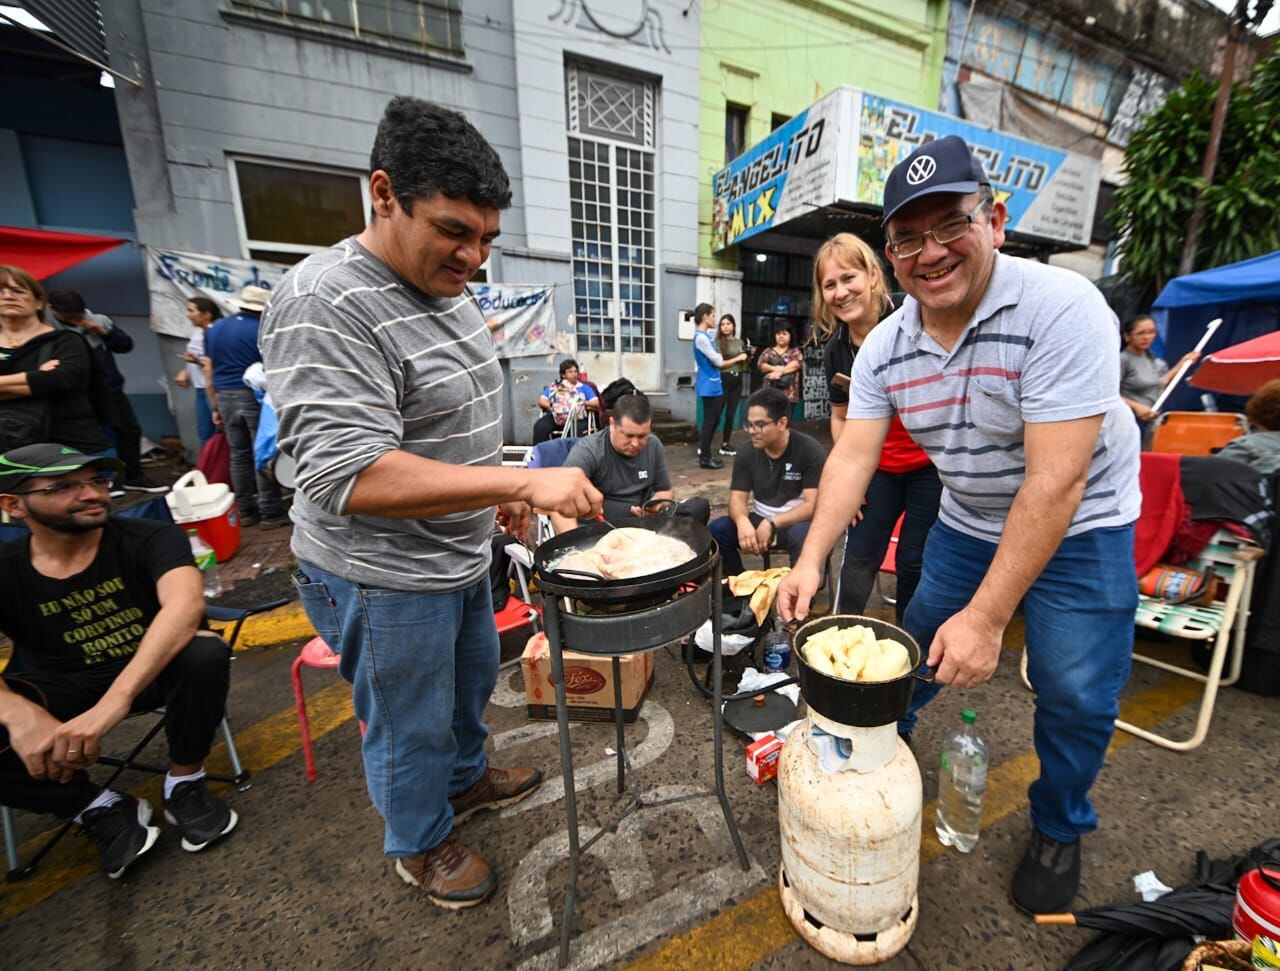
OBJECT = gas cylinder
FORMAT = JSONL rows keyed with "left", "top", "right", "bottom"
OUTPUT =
{"left": 777, "top": 713, "right": 921, "bottom": 964}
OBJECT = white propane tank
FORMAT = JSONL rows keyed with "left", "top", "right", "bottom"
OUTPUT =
{"left": 777, "top": 716, "right": 922, "bottom": 964}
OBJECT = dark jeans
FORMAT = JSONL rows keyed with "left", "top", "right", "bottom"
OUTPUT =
{"left": 108, "top": 390, "right": 143, "bottom": 477}
{"left": 698, "top": 395, "right": 725, "bottom": 459}
{"left": 599, "top": 496, "right": 710, "bottom": 524}
{"left": 720, "top": 373, "right": 743, "bottom": 447}
{"left": 533, "top": 412, "right": 589, "bottom": 445}
{"left": 0, "top": 633, "right": 232, "bottom": 817}
{"left": 900, "top": 521, "right": 1137, "bottom": 841}
{"left": 709, "top": 512, "right": 811, "bottom": 577}
{"left": 194, "top": 391, "right": 216, "bottom": 446}
{"left": 294, "top": 563, "right": 498, "bottom": 857}
{"left": 218, "top": 389, "right": 283, "bottom": 519}
{"left": 837, "top": 464, "right": 942, "bottom": 622}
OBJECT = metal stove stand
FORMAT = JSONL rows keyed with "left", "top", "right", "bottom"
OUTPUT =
{"left": 541, "top": 556, "right": 750, "bottom": 967}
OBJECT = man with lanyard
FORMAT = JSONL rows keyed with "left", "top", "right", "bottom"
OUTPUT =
{"left": 0, "top": 444, "right": 237, "bottom": 879}
{"left": 549, "top": 392, "right": 709, "bottom": 531}
{"left": 709, "top": 387, "right": 826, "bottom": 577}
{"left": 262, "top": 97, "right": 600, "bottom": 910}
{"left": 777, "top": 135, "right": 1140, "bottom": 915}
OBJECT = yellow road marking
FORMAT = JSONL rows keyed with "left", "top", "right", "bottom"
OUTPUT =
{"left": 623, "top": 675, "right": 1203, "bottom": 971}
{"left": 207, "top": 601, "right": 314, "bottom": 651}
{"left": 1, "top": 679, "right": 354, "bottom": 922}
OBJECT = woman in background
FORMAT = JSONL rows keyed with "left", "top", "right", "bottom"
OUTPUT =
{"left": 174, "top": 295, "right": 222, "bottom": 446}
{"left": 813, "top": 233, "right": 940, "bottom": 622}
{"left": 715, "top": 313, "right": 749, "bottom": 456}
{"left": 533, "top": 358, "right": 599, "bottom": 444}
{"left": 758, "top": 322, "right": 802, "bottom": 406}
{"left": 1120, "top": 314, "right": 1199, "bottom": 422}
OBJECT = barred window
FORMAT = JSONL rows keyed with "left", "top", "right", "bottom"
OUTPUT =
{"left": 230, "top": 0, "right": 463, "bottom": 55}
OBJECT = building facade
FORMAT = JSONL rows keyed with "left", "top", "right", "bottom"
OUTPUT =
{"left": 96, "top": 0, "right": 705, "bottom": 443}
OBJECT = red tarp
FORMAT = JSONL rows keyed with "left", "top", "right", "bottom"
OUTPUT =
{"left": 0, "top": 225, "right": 128, "bottom": 279}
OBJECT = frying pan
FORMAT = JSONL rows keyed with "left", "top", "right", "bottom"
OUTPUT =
{"left": 792, "top": 614, "right": 936, "bottom": 727}
{"left": 533, "top": 515, "right": 716, "bottom": 603}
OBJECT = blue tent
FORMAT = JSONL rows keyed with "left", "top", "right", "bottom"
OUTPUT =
{"left": 1150, "top": 250, "right": 1280, "bottom": 412}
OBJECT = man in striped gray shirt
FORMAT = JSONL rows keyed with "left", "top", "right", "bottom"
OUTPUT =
{"left": 779, "top": 136, "right": 1139, "bottom": 916}
{"left": 261, "top": 98, "right": 601, "bottom": 910}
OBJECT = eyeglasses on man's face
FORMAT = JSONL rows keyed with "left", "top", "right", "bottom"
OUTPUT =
{"left": 887, "top": 200, "right": 990, "bottom": 260}
{"left": 743, "top": 419, "right": 778, "bottom": 433}
{"left": 16, "top": 474, "right": 115, "bottom": 497}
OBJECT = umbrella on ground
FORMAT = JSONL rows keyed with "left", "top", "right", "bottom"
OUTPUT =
{"left": 1189, "top": 330, "right": 1280, "bottom": 396}
{"left": 1038, "top": 837, "right": 1280, "bottom": 971}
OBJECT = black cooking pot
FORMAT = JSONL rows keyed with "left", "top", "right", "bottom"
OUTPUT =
{"left": 533, "top": 516, "right": 716, "bottom": 604}
{"left": 792, "top": 614, "right": 935, "bottom": 728}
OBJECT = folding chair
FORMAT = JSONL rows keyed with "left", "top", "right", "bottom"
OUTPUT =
{"left": 3, "top": 597, "right": 291, "bottom": 881}
{"left": 1018, "top": 530, "right": 1262, "bottom": 752}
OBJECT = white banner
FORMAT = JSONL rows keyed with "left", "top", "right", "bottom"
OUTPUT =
{"left": 145, "top": 247, "right": 290, "bottom": 339}
{"left": 146, "top": 247, "right": 557, "bottom": 359}
{"left": 472, "top": 283, "right": 557, "bottom": 359}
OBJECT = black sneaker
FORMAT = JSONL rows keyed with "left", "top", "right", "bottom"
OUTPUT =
{"left": 239, "top": 513, "right": 261, "bottom": 528}
{"left": 698, "top": 456, "right": 724, "bottom": 470}
{"left": 163, "top": 779, "right": 239, "bottom": 852}
{"left": 80, "top": 794, "right": 161, "bottom": 879}
{"left": 259, "top": 515, "right": 290, "bottom": 530}
{"left": 1010, "top": 828, "right": 1081, "bottom": 915}
{"left": 718, "top": 444, "right": 737, "bottom": 456}
{"left": 122, "top": 474, "right": 168, "bottom": 494}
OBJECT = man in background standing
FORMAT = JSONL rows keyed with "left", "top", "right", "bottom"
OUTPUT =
{"left": 205, "top": 285, "right": 286, "bottom": 529}
{"left": 46, "top": 290, "right": 162, "bottom": 493}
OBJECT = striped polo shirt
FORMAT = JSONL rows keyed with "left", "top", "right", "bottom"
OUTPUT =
{"left": 260, "top": 237, "right": 503, "bottom": 591}
{"left": 847, "top": 253, "right": 1140, "bottom": 542}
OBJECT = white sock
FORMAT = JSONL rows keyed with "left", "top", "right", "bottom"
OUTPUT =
{"left": 75, "top": 788, "right": 122, "bottom": 823}
{"left": 164, "top": 769, "right": 206, "bottom": 800}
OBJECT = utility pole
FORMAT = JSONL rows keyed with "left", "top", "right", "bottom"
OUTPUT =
{"left": 1179, "top": 0, "right": 1273, "bottom": 276}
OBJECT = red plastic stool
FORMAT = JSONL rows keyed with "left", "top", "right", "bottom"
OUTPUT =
{"left": 291, "top": 636, "right": 364, "bottom": 782}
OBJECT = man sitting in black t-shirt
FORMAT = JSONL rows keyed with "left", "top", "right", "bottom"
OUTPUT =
{"left": 709, "top": 388, "right": 826, "bottom": 577}
{"left": 0, "top": 444, "right": 237, "bottom": 880}
{"left": 549, "top": 393, "right": 709, "bottom": 532}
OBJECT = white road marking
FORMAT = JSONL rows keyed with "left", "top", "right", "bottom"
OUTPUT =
{"left": 510, "top": 785, "right": 766, "bottom": 970}
{"left": 496, "top": 701, "right": 675, "bottom": 818}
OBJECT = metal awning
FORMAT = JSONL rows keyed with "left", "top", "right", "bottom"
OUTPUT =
{"left": 1, "top": 1, "right": 141, "bottom": 87}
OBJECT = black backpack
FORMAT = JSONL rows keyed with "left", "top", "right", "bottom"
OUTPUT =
{"left": 600, "top": 377, "right": 638, "bottom": 411}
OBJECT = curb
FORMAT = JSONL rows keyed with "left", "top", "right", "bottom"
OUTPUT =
{"left": 209, "top": 600, "right": 315, "bottom": 650}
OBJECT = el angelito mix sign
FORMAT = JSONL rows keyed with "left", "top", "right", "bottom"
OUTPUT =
{"left": 711, "top": 87, "right": 1101, "bottom": 251}
{"left": 710, "top": 89, "right": 847, "bottom": 251}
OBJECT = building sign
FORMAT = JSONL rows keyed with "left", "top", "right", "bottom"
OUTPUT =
{"left": 711, "top": 87, "right": 1101, "bottom": 252}
{"left": 710, "top": 88, "right": 847, "bottom": 251}
{"left": 853, "top": 93, "right": 1100, "bottom": 247}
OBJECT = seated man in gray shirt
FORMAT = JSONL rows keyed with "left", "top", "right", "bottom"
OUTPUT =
{"left": 549, "top": 393, "right": 709, "bottom": 532}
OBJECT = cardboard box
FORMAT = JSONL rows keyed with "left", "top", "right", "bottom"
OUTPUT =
{"left": 520, "top": 632, "right": 654, "bottom": 723}
{"left": 745, "top": 734, "right": 783, "bottom": 784}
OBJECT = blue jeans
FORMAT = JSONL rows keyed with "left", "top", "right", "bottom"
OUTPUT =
{"left": 194, "top": 391, "right": 216, "bottom": 446}
{"left": 900, "top": 520, "right": 1136, "bottom": 842}
{"left": 293, "top": 562, "right": 499, "bottom": 857}
{"left": 710, "top": 512, "right": 811, "bottom": 577}
{"left": 838, "top": 465, "right": 942, "bottom": 622}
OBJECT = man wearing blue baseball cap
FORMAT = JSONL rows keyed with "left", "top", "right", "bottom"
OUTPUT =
{"left": 0, "top": 444, "right": 238, "bottom": 879}
{"left": 780, "top": 135, "right": 1139, "bottom": 914}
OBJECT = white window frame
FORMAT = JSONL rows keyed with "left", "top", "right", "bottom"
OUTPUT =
{"left": 227, "top": 155, "right": 371, "bottom": 260}
{"left": 565, "top": 64, "right": 660, "bottom": 357}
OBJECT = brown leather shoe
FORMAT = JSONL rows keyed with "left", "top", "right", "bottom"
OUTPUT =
{"left": 394, "top": 834, "right": 495, "bottom": 910}
{"left": 450, "top": 766, "right": 543, "bottom": 825}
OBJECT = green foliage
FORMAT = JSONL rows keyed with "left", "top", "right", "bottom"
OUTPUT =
{"left": 1111, "top": 48, "right": 1280, "bottom": 296}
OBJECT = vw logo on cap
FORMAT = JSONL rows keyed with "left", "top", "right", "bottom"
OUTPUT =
{"left": 906, "top": 156, "right": 936, "bottom": 186}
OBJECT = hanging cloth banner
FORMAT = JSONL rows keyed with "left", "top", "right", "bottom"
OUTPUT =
{"left": 471, "top": 283, "right": 557, "bottom": 359}
{"left": 144, "top": 246, "right": 290, "bottom": 339}
{"left": 146, "top": 246, "right": 557, "bottom": 359}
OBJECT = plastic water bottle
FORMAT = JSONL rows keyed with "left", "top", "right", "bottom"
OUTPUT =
{"left": 935, "top": 708, "right": 987, "bottom": 853}
{"left": 761, "top": 627, "right": 793, "bottom": 672}
{"left": 188, "top": 528, "right": 223, "bottom": 599}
